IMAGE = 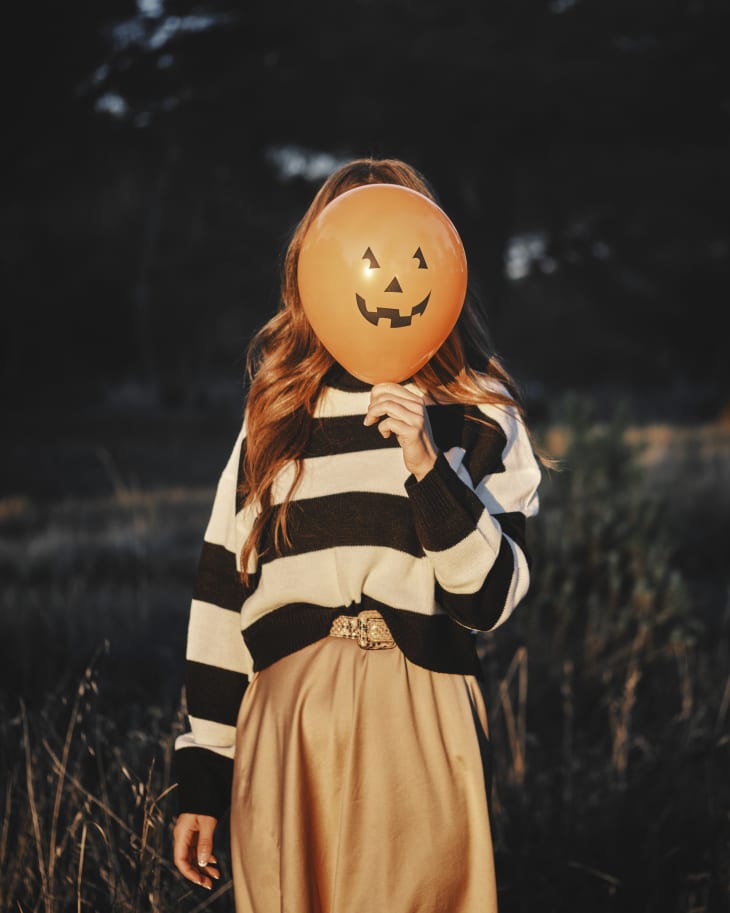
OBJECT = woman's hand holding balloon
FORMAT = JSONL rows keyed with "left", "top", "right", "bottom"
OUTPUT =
{"left": 364, "top": 383, "right": 439, "bottom": 481}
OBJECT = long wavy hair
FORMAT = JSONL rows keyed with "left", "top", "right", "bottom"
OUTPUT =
{"left": 239, "top": 157, "right": 539, "bottom": 582}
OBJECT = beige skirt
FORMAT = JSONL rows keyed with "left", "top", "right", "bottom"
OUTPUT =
{"left": 230, "top": 633, "right": 498, "bottom": 913}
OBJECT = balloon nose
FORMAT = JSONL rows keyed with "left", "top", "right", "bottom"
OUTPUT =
{"left": 384, "top": 276, "right": 402, "bottom": 293}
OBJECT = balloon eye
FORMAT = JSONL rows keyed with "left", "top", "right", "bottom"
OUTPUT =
{"left": 413, "top": 247, "right": 428, "bottom": 269}
{"left": 362, "top": 247, "right": 380, "bottom": 269}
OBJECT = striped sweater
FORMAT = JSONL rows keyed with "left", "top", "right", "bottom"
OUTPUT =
{"left": 174, "top": 366, "right": 542, "bottom": 817}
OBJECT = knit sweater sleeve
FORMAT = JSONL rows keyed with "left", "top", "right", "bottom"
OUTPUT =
{"left": 174, "top": 419, "right": 258, "bottom": 819}
{"left": 405, "top": 400, "right": 541, "bottom": 632}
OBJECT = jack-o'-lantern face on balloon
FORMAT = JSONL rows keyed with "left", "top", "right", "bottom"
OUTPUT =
{"left": 297, "top": 184, "right": 468, "bottom": 384}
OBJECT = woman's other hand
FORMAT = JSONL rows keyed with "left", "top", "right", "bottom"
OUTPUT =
{"left": 364, "top": 383, "right": 438, "bottom": 481}
{"left": 173, "top": 813, "right": 221, "bottom": 889}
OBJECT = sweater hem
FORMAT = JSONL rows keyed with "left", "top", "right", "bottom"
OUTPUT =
{"left": 242, "top": 597, "right": 483, "bottom": 678}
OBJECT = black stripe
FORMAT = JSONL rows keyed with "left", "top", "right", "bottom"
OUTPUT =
{"left": 243, "top": 603, "right": 335, "bottom": 669}
{"left": 308, "top": 413, "right": 401, "bottom": 457}
{"left": 459, "top": 408, "right": 507, "bottom": 485}
{"left": 427, "top": 403, "right": 466, "bottom": 451}
{"left": 290, "top": 404, "right": 508, "bottom": 467}
{"left": 306, "top": 404, "right": 506, "bottom": 464}
{"left": 436, "top": 536, "right": 516, "bottom": 631}
{"left": 408, "top": 455, "right": 529, "bottom": 556}
{"left": 406, "top": 451, "right": 487, "bottom": 551}
{"left": 435, "top": 450, "right": 487, "bottom": 524}
{"left": 446, "top": 465, "right": 493, "bottom": 524}
{"left": 495, "top": 512, "right": 529, "bottom": 564}
{"left": 185, "top": 660, "right": 248, "bottom": 727}
{"left": 242, "top": 597, "right": 482, "bottom": 676}
{"left": 174, "top": 746, "right": 233, "bottom": 818}
{"left": 428, "top": 404, "right": 506, "bottom": 484}
{"left": 193, "top": 542, "right": 248, "bottom": 611}
{"left": 258, "top": 492, "right": 423, "bottom": 562}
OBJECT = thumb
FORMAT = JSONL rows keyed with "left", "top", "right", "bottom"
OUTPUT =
{"left": 196, "top": 815, "right": 217, "bottom": 867}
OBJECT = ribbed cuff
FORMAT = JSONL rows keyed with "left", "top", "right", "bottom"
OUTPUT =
{"left": 174, "top": 747, "right": 233, "bottom": 819}
{"left": 405, "top": 452, "right": 484, "bottom": 552}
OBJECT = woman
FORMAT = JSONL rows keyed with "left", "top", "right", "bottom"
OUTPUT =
{"left": 172, "top": 157, "right": 543, "bottom": 913}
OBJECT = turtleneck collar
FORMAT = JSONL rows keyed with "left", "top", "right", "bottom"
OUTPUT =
{"left": 323, "top": 362, "right": 415, "bottom": 392}
{"left": 323, "top": 363, "right": 373, "bottom": 392}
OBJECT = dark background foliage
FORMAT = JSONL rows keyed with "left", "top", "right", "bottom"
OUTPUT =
{"left": 3, "top": 0, "right": 729, "bottom": 427}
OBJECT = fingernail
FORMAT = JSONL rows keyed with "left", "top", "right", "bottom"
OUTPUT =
{"left": 198, "top": 856, "right": 207, "bottom": 867}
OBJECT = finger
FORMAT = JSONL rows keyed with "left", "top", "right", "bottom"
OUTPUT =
{"left": 371, "top": 396, "right": 424, "bottom": 417}
{"left": 198, "top": 853, "right": 221, "bottom": 879}
{"left": 371, "top": 382, "right": 424, "bottom": 400}
{"left": 196, "top": 817, "right": 217, "bottom": 868}
{"left": 365, "top": 383, "right": 424, "bottom": 426}
{"left": 369, "top": 388, "right": 425, "bottom": 412}
{"left": 199, "top": 861, "right": 221, "bottom": 882}
{"left": 377, "top": 417, "right": 414, "bottom": 440}
{"left": 365, "top": 398, "right": 424, "bottom": 427}
{"left": 200, "top": 851, "right": 220, "bottom": 879}
{"left": 378, "top": 413, "right": 420, "bottom": 441}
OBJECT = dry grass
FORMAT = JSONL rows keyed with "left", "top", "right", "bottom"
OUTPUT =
{"left": 1, "top": 404, "right": 729, "bottom": 912}
{"left": 480, "top": 403, "right": 730, "bottom": 912}
{"left": 2, "top": 656, "right": 233, "bottom": 913}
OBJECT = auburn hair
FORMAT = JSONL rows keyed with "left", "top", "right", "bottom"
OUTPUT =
{"left": 239, "top": 157, "right": 542, "bottom": 582}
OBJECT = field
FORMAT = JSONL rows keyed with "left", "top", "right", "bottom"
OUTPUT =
{"left": 1, "top": 397, "right": 729, "bottom": 913}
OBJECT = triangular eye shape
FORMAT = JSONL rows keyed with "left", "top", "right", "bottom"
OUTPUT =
{"left": 413, "top": 247, "right": 428, "bottom": 269}
{"left": 362, "top": 247, "right": 380, "bottom": 269}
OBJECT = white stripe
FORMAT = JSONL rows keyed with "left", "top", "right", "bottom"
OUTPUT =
{"left": 272, "top": 448, "right": 410, "bottom": 503}
{"left": 315, "top": 386, "right": 372, "bottom": 417}
{"left": 240, "top": 546, "right": 443, "bottom": 628}
{"left": 200, "top": 421, "right": 252, "bottom": 549}
{"left": 314, "top": 381, "right": 423, "bottom": 418}
{"left": 422, "top": 513, "right": 502, "bottom": 594}
{"left": 175, "top": 727, "right": 236, "bottom": 756}
{"left": 235, "top": 504, "right": 259, "bottom": 574}
{"left": 185, "top": 600, "right": 253, "bottom": 676}
{"left": 486, "top": 536, "right": 531, "bottom": 631}
{"left": 205, "top": 486, "right": 255, "bottom": 552}
{"left": 444, "top": 429, "right": 540, "bottom": 517}
{"left": 203, "top": 472, "right": 236, "bottom": 546}
{"left": 474, "top": 402, "right": 541, "bottom": 516}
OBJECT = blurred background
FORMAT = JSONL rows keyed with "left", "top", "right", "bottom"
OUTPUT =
{"left": 1, "top": 1, "right": 729, "bottom": 911}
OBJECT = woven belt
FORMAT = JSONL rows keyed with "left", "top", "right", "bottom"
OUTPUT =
{"left": 329, "top": 609, "right": 396, "bottom": 650}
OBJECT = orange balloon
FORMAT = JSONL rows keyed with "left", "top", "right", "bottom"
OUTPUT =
{"left": 297, "top": 183, "right": 468, "bottom": 384}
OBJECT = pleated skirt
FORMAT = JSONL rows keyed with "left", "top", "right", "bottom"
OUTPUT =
{"left": 230, "top": 634, "right": 498, "bottom": 913}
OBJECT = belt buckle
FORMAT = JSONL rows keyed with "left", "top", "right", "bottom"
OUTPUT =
{"left": 356, "top": 609, "right": 395, "bottom": 650}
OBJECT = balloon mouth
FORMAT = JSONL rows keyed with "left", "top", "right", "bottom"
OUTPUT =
{"left": 355, "top": 292, "right": 431, "bottom": 328}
